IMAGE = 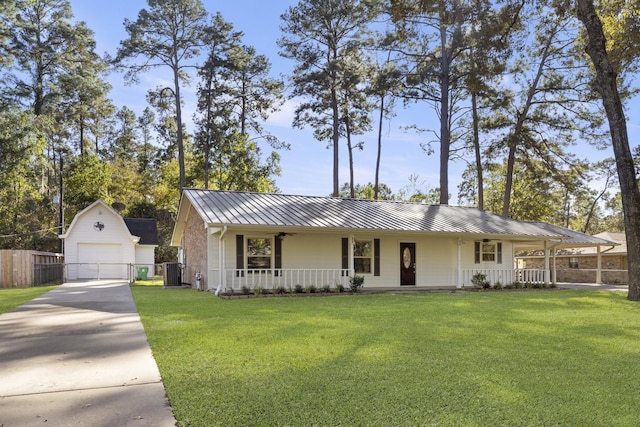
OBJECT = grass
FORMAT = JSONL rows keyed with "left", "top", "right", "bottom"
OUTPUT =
{"left": 0, "top": 286, "right": 58, "bottom": 315}
{"left": 130, "top": 286, "right": 640, "bottom": 426}
{"left": 132, "top": 276, "right": 166, "bottom": 287}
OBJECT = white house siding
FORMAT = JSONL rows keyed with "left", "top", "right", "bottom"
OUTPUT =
{"left": 134, "top": 246, "right": 155, "bottom": 274}
{"left": 414, "top": 236, "right": 458, "bottom": 287}
{"left": 208, "top": 230, "right": 517, "bottom": 289}
{"left": 281, "top": 233, "right": 343, "bottom": 270}
{"left": 64, "top": 203, "right": 135, "bottom": 280}
{"left": 207, "top": 232, "right": 220, "bottom": 291}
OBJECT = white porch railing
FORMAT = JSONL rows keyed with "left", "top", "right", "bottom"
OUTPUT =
{"left": 461, "top": 268, "right": 547, "bottom": 287}
{"left": 217, "top": 268, "right": 351, "bottom": 291}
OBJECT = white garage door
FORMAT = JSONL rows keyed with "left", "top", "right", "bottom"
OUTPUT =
{"left": 77, "top": 243, "right": 127, "bottom": 279}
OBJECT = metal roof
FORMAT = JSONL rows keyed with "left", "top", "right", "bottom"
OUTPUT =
{"left": 182, "top": 189, "right": 564, "bottom": 238}
{"left": 526, "top": 222, "right": 618, "bottom": 247}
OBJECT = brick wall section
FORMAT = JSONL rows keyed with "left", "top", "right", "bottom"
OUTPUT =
{"left": 183, "top": 209, "right": 208, "bottom": 289}
{"left": 521, "top": 255, "right": 628, "bottom": 284}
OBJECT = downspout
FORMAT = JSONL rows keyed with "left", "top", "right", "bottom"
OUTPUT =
{"left": 215, "top": 226, "right": 228, "bottom": 296}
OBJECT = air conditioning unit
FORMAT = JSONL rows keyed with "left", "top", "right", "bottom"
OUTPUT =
{"left": 163, "top": 262, "right": 182, "bottom": 287}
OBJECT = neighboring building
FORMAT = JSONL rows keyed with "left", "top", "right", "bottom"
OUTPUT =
{"left": 171, "top": 189, "right": 600, "bottom": 293}
{"left": 59, "top": 200, "right": 158, "bottom": 280}
{"left": 517, "top": 231, "right": 625, "bottom": 284}
{"left": 124, "top": 218, "right": 159, "bottom": 277}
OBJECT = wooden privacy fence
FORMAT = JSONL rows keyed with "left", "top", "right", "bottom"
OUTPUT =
{"left": 0, "top": 250, "right": 64, "bottom": 288}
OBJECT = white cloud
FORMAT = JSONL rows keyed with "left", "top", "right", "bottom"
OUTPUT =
{"left": 267, "top": 97, "right": 300, "bottom": 128}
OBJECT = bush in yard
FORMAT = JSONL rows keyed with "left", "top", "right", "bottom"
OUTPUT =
{"left": 241, "top": 285, "right": 251, "bottom": 295}
{"left": 294, "top": 284, "right": 304, "bottom": 293}
{"left": 471, "top": 273, "right": 490, "bottom": 289}
{"left": 253, "top": 286, "right": 264, "bottom": 296}
{"left": 349, "top": 275, "right": 364, "bottom": 292}
{"left": 321, "top": 284, "right": 332, "bottom": 293}
{"left": 274, "top": 285, "right": 287, "bottom": 295}
{"left": 494, "top": 281, "right": 503, "bottom": 290}
{"left": 335, "top": 283, "right": 345, "bottom": 293}
{"left": 306, "top": 285, "right": 317, "bottom": 294}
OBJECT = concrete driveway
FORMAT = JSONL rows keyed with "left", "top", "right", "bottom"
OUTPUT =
{"left": 0, "top": 280, "right": 176, "bottom": 427}
{"left": 556, "top": 282, "right": 628, "bottom": 291}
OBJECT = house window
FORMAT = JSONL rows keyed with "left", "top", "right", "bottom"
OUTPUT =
{"left": 482, "top": 243, "right": 496, "bottom": 262}
{"left": 247, "top": 238, "right": 272, "bottom": 269}
{"left": 354, "top": 240, "right": 372, "bottom": 274}
{"left": 475, "top": 241, "right": 502, "bottom": 264}
{"left": 569, "top": 257, "right": 579, "bottom": 269}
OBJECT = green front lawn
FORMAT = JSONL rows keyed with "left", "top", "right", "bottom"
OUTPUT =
{"left": 131, "top": 287, "right": 640, "bottom": 426}
{"left": 0, "top": 286, "right": 58, "bottom": 315}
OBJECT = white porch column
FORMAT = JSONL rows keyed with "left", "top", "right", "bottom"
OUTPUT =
{"left": 217, "top": 226, "right": 227, "bottom": 294}
{"left": 457, "top": 239, "right": 462, "bottom": 288}
{"left": 544, "top": 240, "right": 550, "bottom": 286}
{"left": 596, "top": 245, "right": 602, "bottom": 284}
{"left": 552, "top": 249, "right": 557, "bottom": 285}
{"left": 349, "top": 234, "right": 355, "bottom": 276}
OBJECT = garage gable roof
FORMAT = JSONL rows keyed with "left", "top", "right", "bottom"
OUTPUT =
{"left": 124, "top": 218, "right": 159, "bottom": 246}
{"left": 179, "top": 189, "right": 564, "bottom": 238}
{"left": 59, "top": 200, "right": 139, "bottom": 244}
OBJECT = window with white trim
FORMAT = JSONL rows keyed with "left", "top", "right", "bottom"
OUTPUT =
{"left": 482, "top": 243, "right": 496, "bottom": 262}
{"left": 247, "top": 238, "right": 272, "bottom": 269}
{"left": 569, "top": 257, "right": 579, "bottom": 269}
{"left": 474, "top": 241, "right": 502, "bottom": 264}
{"left": 354, "top": 240, "right": 372, "bottom": 274}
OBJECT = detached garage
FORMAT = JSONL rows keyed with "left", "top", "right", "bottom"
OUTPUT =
{"left": 59, "top": 200, "right": 158, "bottom": 280}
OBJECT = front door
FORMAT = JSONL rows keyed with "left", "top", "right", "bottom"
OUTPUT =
{"left": 400, "top": 242, "right": 416, "bottom": 286}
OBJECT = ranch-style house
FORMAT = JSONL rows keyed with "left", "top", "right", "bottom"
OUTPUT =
{"left": 171, "top": 189, "right": 612, "bottom": 294}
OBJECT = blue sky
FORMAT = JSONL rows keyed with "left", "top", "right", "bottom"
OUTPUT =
{"left": 69, "top": 1, "right": 636, "bottom": 200}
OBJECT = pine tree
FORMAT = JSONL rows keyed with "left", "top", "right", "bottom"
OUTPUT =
{"left": 279, "top": 0, "right": 382, "bottom": 196}
{"left": 114, "top": 0, "right": 208, "bottom": 189}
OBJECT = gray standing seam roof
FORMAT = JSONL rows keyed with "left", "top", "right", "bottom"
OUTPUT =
{"left": 527, "top": 222, "right": 618, "bottom": 246}
{"left": 183, "top": 189, "right": 563, "bottom": 238}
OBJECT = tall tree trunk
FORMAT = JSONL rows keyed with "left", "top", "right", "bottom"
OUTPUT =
{"left": 173, "top": 65, "right": 186, "bottom": 190}
{"left": 331, "top": 91, "right": 340, "bottom": 197}
{"left": 374, "top": 94, "right": 384, "bottom": 200}
{"left": 79, "top": 120, "right": 84, "bottom": 155}
{"left": 471, "top": 90, "right": 483, "bottom": 210}
{"left": 439, "top": 22, "right": 450, "bottom": 205}
{"left": 502, "top": 27, "right": 556, "bottom": 217}
{"left": 202, "top": 72, "right": 213, "bottom": 190}
{"left": 240, "top": 73, "right": 247, "bottom": 136}
{"left": 577, "top": 0, "right": 640, "bottom": 301}
{"left": 346, "top": 116, "right": 355, "bottom": 198}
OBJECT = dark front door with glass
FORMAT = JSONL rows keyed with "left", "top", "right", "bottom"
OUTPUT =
{"left": 400, "top": 242, "right": 416, "bottom": 286}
